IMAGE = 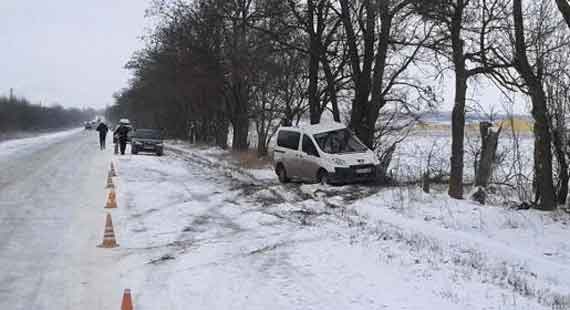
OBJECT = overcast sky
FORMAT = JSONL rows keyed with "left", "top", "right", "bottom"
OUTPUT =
{"left": 0, "top": 1, "right": 149, "bottom": 110}
{"left": 0, "top": 1, "right": 528, "bottom": 115}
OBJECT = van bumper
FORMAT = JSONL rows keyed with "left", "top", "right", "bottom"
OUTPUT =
{"left": 329, "top": 165, "right": 381, "bottom": 184}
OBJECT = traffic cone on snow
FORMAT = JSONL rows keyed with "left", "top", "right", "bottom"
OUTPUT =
{"left": 121, "top": 289, "right": 134, "bottom": 310}
{"left": 106, "top": 173, "right": 114, "bottom": 189}
{"left": 110, "top": 162, "right": 117, "bottom": 177}
{"left": 98, "top": 213, "right": 118, "bottom": 248}
{"left": 105, "top": 189, "right": 117, "bottom": 209}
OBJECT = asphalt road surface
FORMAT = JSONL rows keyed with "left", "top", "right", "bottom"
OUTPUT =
{"left": 0, "top": 130, "right": 119, "bottom": 309}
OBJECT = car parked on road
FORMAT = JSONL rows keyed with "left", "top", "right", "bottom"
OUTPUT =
{"left": 131, "top": 129, "right": 164, "bottom": 156}
{"left": 273, "top": 123, "right": 380, "bottom": 185}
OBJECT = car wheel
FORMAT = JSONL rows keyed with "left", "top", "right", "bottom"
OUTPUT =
{"left": 277, "top": 165, "right": 289, "bottom": 183}
{"left": 156, "top": 150, "right": 163, "bottom": 156}
{"left": 317, "top": 170, "right": 330, "bottom": 185}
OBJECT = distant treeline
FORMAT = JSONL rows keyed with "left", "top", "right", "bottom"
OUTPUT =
{"left": 0, "top": 96, "right": 96, "bottom": 133}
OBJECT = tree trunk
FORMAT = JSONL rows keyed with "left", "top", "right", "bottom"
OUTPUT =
{"left": 552, "top": 127, "right": 569, "bottom": 204}
{"left": 215, "top": 114, "right": 229, "bottom": 148}
{"left": 232, "top": 85, "right": 249, "bottom": 151}
{"left": 422, "top": 172, "right": 430, "bottom": 193}
{"left": 449, "top": 62, "right": 467, "bottom": 199}
{"left": 513, "top": 0, "right": 556, "bottom": 210}
{"left": 366, "top": 6, "right": 392, "bottom": 149}
{"left": 232, "top": 117, "right": 249, "bottom": 151}
{"left": 257, "top": 133, "right": 268, "bottom": 157}
{"left": 447, "top": 0, "right": 468, "bottom": 200}
{"left": 340, "top": 0, "right": 372, "bottom": 147}
{"left": 308, "top": 0, "right": 321, "bottom": 125}
{"left": 308, "top": 43, "right": 321, "bottom": 124}
{"left": 322, "top": 60, "right": 340, "bottom": 122}
{"left": 532, "top": 108, "right": 556, "bottom": 209}
{"left": 475, "top": 121, "right": 501, "bottom": 187}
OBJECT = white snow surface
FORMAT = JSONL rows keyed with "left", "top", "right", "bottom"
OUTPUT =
{"left": 2, "top": 130, "right": 567, "bottom": 309}
{"left": 0, "top": 129, "right": 124, "bottom": 309}
{"left": 0, "top": 128, "right": 82, "bottom": 160}
{"left": 107, "top": 142, "right": 570, "bottom": 309}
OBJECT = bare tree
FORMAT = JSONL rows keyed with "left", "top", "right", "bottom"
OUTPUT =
{"left": 543, "top": 31, "right": 570, "bottom": 204}
{"left": 508, "top": 0, "right": 564, "bottom": 210}
{"left": 414, "top": 0, "right": 512, "bottom": 199}
{"left": 338, "top": 0, "right": 434, "bottom": 148}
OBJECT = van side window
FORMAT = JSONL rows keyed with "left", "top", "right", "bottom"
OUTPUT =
{"left": 277, "top": 130, "right": 301, "bottom": 150}
{"left": 302, "top": 135, "right": 319, "bottom": 157}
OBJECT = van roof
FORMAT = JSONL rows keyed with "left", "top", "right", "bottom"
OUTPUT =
{"left": 280, "top": 122, "right": 347, "bottom": 135}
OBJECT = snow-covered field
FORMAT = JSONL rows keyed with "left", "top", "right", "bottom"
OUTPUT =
{"left": 393, "top": 131, "right": 534, "bottom": 185}
{"left": 107, "top": 141, "right": 570, "bottom": 309}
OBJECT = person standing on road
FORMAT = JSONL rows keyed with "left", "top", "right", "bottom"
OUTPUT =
{"left": 95, "top": 122, "right": 109, "bottom": 150}
{"left": 113, "top": 120, "right": 131, "bottom": 155}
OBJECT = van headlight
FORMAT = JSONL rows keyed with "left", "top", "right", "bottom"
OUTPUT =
{"left": 372, "top": 156, "right": 380, "bottom": 165}
{"left": 331, "top": 158, "right": 347, "bottom": 166}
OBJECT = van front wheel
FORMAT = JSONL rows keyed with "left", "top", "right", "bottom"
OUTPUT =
{"left": 317, "top": 170, "right": 330, "bottom": 185}
{"left": 277, "top": 165, "right": 289, "bottom": 183}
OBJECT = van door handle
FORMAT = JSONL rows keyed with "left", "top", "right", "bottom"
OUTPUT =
{"left": 274, "top": 150, "right": 285, "bottom": 154}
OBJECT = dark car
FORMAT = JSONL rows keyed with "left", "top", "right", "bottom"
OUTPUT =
{"left": 131, "top": 129, "right": 164, "bottom": 156}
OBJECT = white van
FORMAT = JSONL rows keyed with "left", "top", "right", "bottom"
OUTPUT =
{"left": 273, "top": 123, "right": 381, "bottom": 184}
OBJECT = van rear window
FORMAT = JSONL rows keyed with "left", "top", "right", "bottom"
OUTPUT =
{"left": 277, "top": 130, "right": 300, "bottom": 150}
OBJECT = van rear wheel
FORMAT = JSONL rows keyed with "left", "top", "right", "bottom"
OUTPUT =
{"left": 277, "top": 165, "right": 289, "bottom": 183}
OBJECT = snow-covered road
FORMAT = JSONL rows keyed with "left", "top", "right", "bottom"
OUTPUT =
{"left": 0, "top": 130, "right": 122, "bottom": 309}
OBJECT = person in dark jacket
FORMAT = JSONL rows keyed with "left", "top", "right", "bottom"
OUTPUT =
{"left": 95, "top": 122, "right": 109, "bottom": 150}
{"left": 113, "top": 122, "right": 131, "bottom": 155}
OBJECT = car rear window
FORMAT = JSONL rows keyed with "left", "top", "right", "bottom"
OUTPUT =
{"left": 277, "top": 130, "right": 300, "bottom": 150}
{"left": 134, "top": 130, "right": 161, "bottom": 139}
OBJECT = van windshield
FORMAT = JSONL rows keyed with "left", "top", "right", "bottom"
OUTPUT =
{"left": 313, "top": 128, "right": 368, "bottom": 154}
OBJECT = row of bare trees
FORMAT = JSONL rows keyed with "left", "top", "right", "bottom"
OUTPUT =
{"left": 108, "top": 0, "right": 570, "bottom": 210}
{"left": 0, "top": 95, "right": 96, "bottom": 135}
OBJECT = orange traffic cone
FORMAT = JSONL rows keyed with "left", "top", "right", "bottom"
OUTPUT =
{"left": 106, "top": 174, "right": 115, "bottom": 189}
{"left": 110, "top": 162, "right": 117, "bottom": 177}
{"left": 121, "top": 289, "right": 133, "bottom": 310}
{"left": 105, "top": 189, "right": 118, "bottom": 209}
{"left": 98, "top": 213, "right": 118, "bottom": 248}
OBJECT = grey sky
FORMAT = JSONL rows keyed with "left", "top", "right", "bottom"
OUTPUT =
{"left": 0, "top": 1, "right": 528, "bottom": 115}
{"left": 0, "top": 1, "right": 149, "bottom": 110}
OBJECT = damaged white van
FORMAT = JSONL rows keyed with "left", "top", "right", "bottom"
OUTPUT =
{"left": 273, "top": 123, "right": 381, "bottom": 184}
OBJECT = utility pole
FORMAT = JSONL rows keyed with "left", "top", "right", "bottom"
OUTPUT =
{"left": 9, "top": 88, "right": 14, "bottom": 102}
